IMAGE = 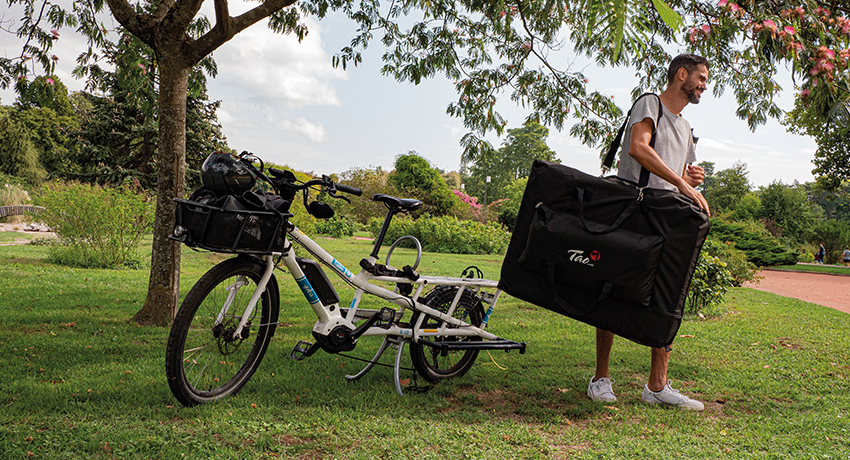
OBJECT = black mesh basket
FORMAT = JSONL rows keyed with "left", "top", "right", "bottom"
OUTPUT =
{"left": 171, "top": 198, "right": 291, "bottom": 254}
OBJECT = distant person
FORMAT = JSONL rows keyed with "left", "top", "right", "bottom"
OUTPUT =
{"left": 816, "top": 244, "right": 825, "bottom": 264}
{"left": 843, "top": 246, "right": 849, "bottom": 267}
{"left": 588, "top": 54, "right": 709, "bottom": 411}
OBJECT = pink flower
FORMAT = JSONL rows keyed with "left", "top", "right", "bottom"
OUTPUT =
{"left": 499, "top": 10, "right": 506, "bottom": 16}
{"left": 45, "top": 78, "right": 54, "bottom": 86}
{"left": 763, "top": 19, "right": 777, "bottom": 34}
{"left": 718, "top": 0, "right": 727, "bottom": 6}
{"left": 730, "top": 3, "right": 739, "bottom": 13}
{"left": 819, "top": 46, "right": 836, "bottom": 60}
{"left": 50, "top": 29, "right": 60, "bottom": 39}
{"left": 783, "top": 26, "right": 796, "bottom": 35}
{"left": 701, "top": 24, "right": 711, "bottom": 33}
{"left": 801, "top": 89, "right": 810, "bottom": 98}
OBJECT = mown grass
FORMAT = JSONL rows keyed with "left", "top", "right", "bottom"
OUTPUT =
{"left": 771, "top": 263, "right": 850, "bottom": 276}
{"left": 1, "top": 234, "right": 848, "bottom": 459}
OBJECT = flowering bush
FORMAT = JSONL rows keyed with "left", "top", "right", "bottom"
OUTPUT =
{"left": 451, "top": 189, "right": 482, "bottom": 213}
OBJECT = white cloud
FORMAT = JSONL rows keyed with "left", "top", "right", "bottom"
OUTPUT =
{"left": 211, "top": 17, "right": 347, "bottom": 109}
{"left": 278, "top": 117, "right": 328, "bottom": 142}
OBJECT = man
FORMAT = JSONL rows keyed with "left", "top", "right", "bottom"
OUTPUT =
{"left": 587, "top": 54, "right": 711, "bottom": 411}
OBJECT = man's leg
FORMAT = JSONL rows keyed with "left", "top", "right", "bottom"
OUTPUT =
{"left": 587, "top": 329, "right": 617, "bottom": 402}
{"left": 648, "top": 347, "right": 670, "bottom": 391}
{"left": 594, "top": 328, "right": 614, "bottom": 380}
{"left": 642, "top": 346, "right": 704, "bottom": 410}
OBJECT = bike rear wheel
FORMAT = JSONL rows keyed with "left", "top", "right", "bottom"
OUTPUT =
{"left": 409, "top": 286, "right": 484, "bottom": 383}
{"left": 165, "top": 256, "right": 279, "bottom": 406}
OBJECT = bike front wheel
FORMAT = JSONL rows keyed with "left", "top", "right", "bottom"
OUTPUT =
{"left": 409, "top": 285, "right": 484, "bottom": 383}
{"left": 165, "top": 256, "right": 279, "bottom": 406}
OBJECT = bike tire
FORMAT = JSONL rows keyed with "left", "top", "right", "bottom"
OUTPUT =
{"left": 409, "top": 285, "right": 484, "bottom": 383}
{"left": 165, "top": 256, "right": 279, "bottom": 406}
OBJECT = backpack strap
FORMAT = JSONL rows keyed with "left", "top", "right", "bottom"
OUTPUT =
{"left": 603, "top": 93, "right": 664, "bottom": 187}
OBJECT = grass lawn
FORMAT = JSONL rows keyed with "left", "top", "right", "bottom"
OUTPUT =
{"left": 1, "top": 234, "right": 848, "bottom": 458}
{"left": 770, "top": 263, "right": 850, "bottom": 276}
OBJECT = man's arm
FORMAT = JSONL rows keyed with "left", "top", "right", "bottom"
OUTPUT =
{"left": 628, "top": 118, "right": 711, "bottom": 215}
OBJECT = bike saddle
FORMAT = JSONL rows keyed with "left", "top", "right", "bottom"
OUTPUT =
{"left": 372, "top": 194, "right": 422, "bottom": 212}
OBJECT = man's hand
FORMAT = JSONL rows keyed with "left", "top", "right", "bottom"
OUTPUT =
{"left": 684, "top": 164, "right": 705, "bottom": 187}
{"left": 677, "top": 181, "right": 711, "bottom": 216}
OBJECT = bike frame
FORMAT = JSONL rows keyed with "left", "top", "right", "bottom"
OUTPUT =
{"left": 223, "top": 222, "right": 505, "bottom": 341}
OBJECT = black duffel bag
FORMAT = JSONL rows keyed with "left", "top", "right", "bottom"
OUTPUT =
{"left": 499, "top": 160, "right": 710, "bottom": 348}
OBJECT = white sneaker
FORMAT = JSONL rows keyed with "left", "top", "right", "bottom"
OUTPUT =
{"left": 641, "top": 381, "right": 704, "bottom": 411}
{"left": 587, "top": 377, "right": 617, "bottom": 402}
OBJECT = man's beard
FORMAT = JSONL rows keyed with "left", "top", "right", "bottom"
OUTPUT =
{"left": 683, "top": 82, "right": 701, "bottom": 104}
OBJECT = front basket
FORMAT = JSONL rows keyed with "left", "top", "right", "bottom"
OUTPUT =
{"left": 170, "top": 198, "right": 291, "bottom": 254}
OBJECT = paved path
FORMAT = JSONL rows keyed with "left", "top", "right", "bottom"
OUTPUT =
{"left": 744, "top": 269, "right": 850, "bottom": 314}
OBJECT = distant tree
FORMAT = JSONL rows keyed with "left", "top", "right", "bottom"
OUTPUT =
{"left": 704, "top": 161, "right": 751, "bottom": 213}
{"left": 7, "top": 76, "right": 78, "bottom": 176}
{"left": 807, "top": 182, "right": 850, "bottom": 223}
{"left": 15, "top": 75, "right": 76, "bottom": 117}
{"left": 462, "top": 119, "right": 557, "bottom": 204}
{"left": 336, "top": 166, "right": 398, "bottom": 224}
{"left": 390, "top": 152, "right": 460, "bottom": 215}
{"left": 0, "top": 111, "right": 46, "bottom": 184}
{"left": 758, "top": 181, "right": 818, "bottom": 244}
{"left": 811, "top": 220, "right": 850, "bottom": 264}
{"left": 441, "top": 170, "right": 462, "bottom": 191}
{"left": 729, "top": 193, "right": 762, "bottom": 222}
{"left": 697, "top": 161, "right": 716, "bottom": 194}
{"left": 497, "top": 177, "right": 528, "bottom": 231}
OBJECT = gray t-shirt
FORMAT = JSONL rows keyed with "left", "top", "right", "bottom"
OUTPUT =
{"left": 617, "top": 95, "right": 697, "bottom": 192}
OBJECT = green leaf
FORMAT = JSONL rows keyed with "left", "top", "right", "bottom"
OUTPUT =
{"left": 650, "top": 0, "right": 683, "bottom": 31}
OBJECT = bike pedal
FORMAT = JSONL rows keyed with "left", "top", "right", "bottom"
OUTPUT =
{"left": 289, "top": 340, "right": 319, "bottom": 361}
{"left": 375, "top": 307, "right": 396, "bottom": 329}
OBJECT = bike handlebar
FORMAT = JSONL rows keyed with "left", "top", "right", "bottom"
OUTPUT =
{"left": 267, "top": 167, "right": 362, "bottom": 197}
{"left": 335, "top": 183, "right": 363, "bottom": 196}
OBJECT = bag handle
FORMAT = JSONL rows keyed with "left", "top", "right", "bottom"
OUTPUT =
{"left": 603, "top": 93, "right": 663, "bottom": 187}
{"left": 539, "top": 187, "right": 640, "bottom": 235}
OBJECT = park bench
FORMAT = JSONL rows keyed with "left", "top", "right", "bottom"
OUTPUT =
{"left": 0, "top": 205, "right": 45, "bottom": 219}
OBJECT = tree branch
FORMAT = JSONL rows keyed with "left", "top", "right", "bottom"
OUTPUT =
{"left": 106, "top": 0, "right": 155, "bottom": 46}
{"left": 152, "top": 0, "right": 176, "bottom": 22}
{"left": 188, "top": 0, "right": 298, "bottom": 64}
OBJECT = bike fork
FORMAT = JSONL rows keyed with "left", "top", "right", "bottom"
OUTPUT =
{"left": 224, "top": 255, "right": 276, "bottom": 340}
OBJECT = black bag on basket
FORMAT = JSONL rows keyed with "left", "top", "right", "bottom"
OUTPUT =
{"left": 499, "top": 160, "right": 710, "bottom": 348}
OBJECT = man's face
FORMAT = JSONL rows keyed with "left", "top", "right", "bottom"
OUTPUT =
{"left": 681, "top": 64, "right": 709, "bottom": 104}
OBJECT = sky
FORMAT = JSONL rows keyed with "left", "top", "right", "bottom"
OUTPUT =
{"left": 0, "top": 3, "right": 819, "bottom": 188}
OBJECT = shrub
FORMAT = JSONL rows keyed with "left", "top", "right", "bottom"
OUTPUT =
{"left": 701, "top": 237, "right": 758, "bottom": 287}
{"left": 708, "top": 218, "right": 798, "bottom": 266}
{"left": 389, "top": 153, "right": 462, "bottom": 216}
{"left": 315, "top": 216, "right": 356, "bottom": 238}
{"left": 684, "top": 238, "right": 758, "bottom": 316}
{"left": 685, "top": 249, "right": 735, "bottom": 316}
{"left": 34, "top": 181, "right": 153, "bottom": 268}
{"left": 369, "top": 215, "right": 509, "bottom": 255}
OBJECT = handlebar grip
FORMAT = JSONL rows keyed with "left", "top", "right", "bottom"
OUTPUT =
{"left": 335, "top": 183, "right": 363, "bottom": 196}
{"left": 269, "top": 167, "right": 288, "bottom": 178}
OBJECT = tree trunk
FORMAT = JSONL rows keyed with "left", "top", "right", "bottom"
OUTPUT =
{"left": 132, "top": 55, "right": 190, "bottom": 326}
